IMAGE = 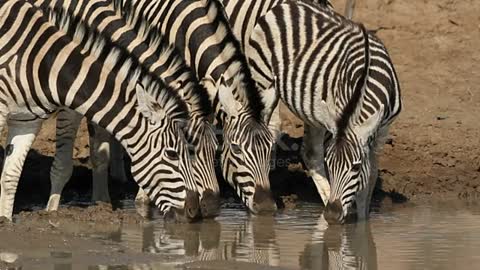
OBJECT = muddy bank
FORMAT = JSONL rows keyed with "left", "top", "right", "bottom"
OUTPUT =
{"left": 0, "top": 212, "right": 169, "bottom": 270}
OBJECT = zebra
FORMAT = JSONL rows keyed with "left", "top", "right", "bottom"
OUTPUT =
{"left": 113, "top": 0, "right": 279, "bottom": 214}
{"left": 220, "top": 0, "right": 353, "bottom": 211}
{"left": 0, "top": 0, "right": 199, "bottom": 222}
{"left": 240, "top": 1, "right": 402, "bottom": 223}
{"left": 33, "top": 0, "right": 221, "bottom": 217}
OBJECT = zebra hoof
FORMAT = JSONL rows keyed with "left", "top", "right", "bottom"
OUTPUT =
{"left": 200, "top": 189, "right": 220, "bottom": 218}
{"left": 251, "top": 187, "right": 277, "bottom": 215}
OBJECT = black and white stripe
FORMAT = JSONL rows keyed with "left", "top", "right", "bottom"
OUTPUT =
{"left": 116, "top": 0, "right": 278, "bottom": 214}
{"left": 242, "top": 1, "right": 402, "bottom": 223}
{"left": 222, "top": 0, "right": 334, "bottom": 53}
{"left": 34, "top": 0, "right": 220, "bottom": 217}
{"left": 0, "top": 0, "right": 197, "bottom": 221}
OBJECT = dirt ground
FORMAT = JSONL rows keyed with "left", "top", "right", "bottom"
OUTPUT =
{"left": 0, "top": 0, "right": 479, "bottom": 213}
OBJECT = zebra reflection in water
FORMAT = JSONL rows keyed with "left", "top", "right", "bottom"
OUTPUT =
{"left": 301, "top": 218, "right": 378, "bottom": 270}
{"left": 120, "top": 216, "right": 280, "bottom": 266}
{"left": 119, "top": 213, "right": 377, "bottom": 269}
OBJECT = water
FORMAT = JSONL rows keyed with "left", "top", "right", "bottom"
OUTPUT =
{"left": 3, "top": 201, "right": 480, "bottom": 270}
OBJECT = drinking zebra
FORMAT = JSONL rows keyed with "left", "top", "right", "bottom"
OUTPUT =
{"left": 221, "top": 0, "right": 353, "bottom": 209}
{"left": 242, "top": 1, "right": 402, "bottom": 223}
{"left": 34, "top": 0, "right": 221, "bottom": 217}
{"left": 0, "top": 0, "right": 199, "bottom": 221}
{"left": 115, "top": 0, "right": 278, "bottom": 214}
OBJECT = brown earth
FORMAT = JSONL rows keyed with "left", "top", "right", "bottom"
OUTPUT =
{"left": 0, "top": 0, "right": 478, "bottom": 215}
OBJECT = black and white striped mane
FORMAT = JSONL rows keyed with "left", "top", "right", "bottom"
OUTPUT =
{"left": 111, "top": 0, "right": 213, "bottom": 118}
{"left": 208, "top": 0, "right": 266, "bottom": 120}
{"left": 46, "top": 6, "right": 189, "bottom": 121}
{"left": 115, "top": 0, "right": 265, "bottom": 120}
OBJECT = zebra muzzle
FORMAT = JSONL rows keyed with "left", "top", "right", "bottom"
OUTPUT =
{"left": 184, "top": 190, "right": 202, "bottom": 222}
{"left": 324, "top": 199, "right": 345, "bottom": 224}
{"left": 163, "top": 190, "right": 202, "bottom": 223}
{"left": 199, "top": 189, "right": 221, "bottom": 218}
{"left": 251, "top": 187, "right": 277, "bottom": 215}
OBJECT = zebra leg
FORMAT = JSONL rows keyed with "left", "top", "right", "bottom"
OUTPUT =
{"left": 301, "top": 125, "right": 330, "bottom": 206}
{"left": 0, "top": 118, "right": 42, "bottom": 220}
{"left": 46, "top": 108, "right": 82, "bottom": 211}
{"left": 135, "top": 188, "right": 150, "bottom": 205}
{"left": 357, "top": 130, "right": 387, "bottom": 220}
{"left": 109, "top": 139, "right": 129, "bottom": 183}
{"left": 89, "top": 123, "right": 111, "bottom": 203}
{"left": 344, "top": 0, "right": 356, "bottom": 19}
{"left": 267, "top": 103, "right": 281, "bottom": 141}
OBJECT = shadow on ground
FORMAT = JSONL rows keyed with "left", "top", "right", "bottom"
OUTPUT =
{"left": 0, "top": 132, "right": 408, "bottom": 215}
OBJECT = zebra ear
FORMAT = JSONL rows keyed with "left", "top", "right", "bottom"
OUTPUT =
{"left": 175, "top": 80, "right": 193, "bottom": 112}
{"left": 217, "top": 75, "right": 243, "bottom": 117}
{"left": 261, "top": 80, "right": 279, "bottom": 123}
{"left": 354, "top": 105, "right": 384, "bottom": 145}
{"left": 136, "top": 83, "right": 166, "bottom": 124}
{"left": 317, "top": 101, "right": 337, "bottom": 134}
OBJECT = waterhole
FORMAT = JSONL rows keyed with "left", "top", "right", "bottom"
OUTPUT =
{"left": 1, "top": 201, "right": 480, "bottom": 270}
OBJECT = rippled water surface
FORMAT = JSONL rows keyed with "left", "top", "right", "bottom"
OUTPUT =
{"left": 5, "top": 201, "right": 480, "bottom": 270}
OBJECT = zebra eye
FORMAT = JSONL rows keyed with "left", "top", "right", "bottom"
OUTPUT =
{"left": 231, "top": 143, "right": 242, "bottom": 154}
{"left": 351, "top": 162, "right": 362, "bottom": 173}
{"left": 165, "top": 150, "right": 179, "bottom": 161}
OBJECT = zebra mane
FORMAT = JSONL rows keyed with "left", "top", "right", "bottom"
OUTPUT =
{"left": 46, "top": 7, "right": 188, "bottom": 121}
{"left": 207, "top": 0, "right": 265, "bottom": 121}
{"left": 335, "top": 23, "right": 371, "bottom": 142}
{"left": 310, "top": 0, "right": 334, "bottom": 9}
{"left": 112, "top": 0, "right": 212, "bottom": 118}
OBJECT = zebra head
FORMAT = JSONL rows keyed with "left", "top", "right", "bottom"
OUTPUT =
{"left": 184, "top": 115, "right": 221, "bottom": 218}
{"left": 323, "top": 106, "right": 384, "bottom": 224}
{"left": 215, "top": 75, "right": 277, "bottom": 214}
{"left": 131, "top": 81, "right": 201, "bottom": 222}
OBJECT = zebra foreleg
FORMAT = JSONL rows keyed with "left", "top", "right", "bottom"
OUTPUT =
{"left": 47, "top": 108, "right": 82, "bottom": 211}
{"left": 0, "top": 118, "right": 42, "bottom": 220}
{"left": 89, "top": 123, "right": 112, "bottom": 204}
{"left": 344, "top": 0, "right": 356, "bottom": 20}
{"left": 356, "top": 126, "right": 388, "bottom": 221}
{"left": 109, "top": 139, "right": 129, "bottom": 183}
{"left": 302, "top": 125, "right": 331, "bottom": 206}
{"left": 135, "top": 188, "right": 150, "bottom": 205}
{"left": 267, "top": 103, "right": 281, "bottom": 141}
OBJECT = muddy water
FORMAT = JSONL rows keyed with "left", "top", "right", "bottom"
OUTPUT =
{"left": 2, "top": 201, "right": 480, "bottom": 270}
